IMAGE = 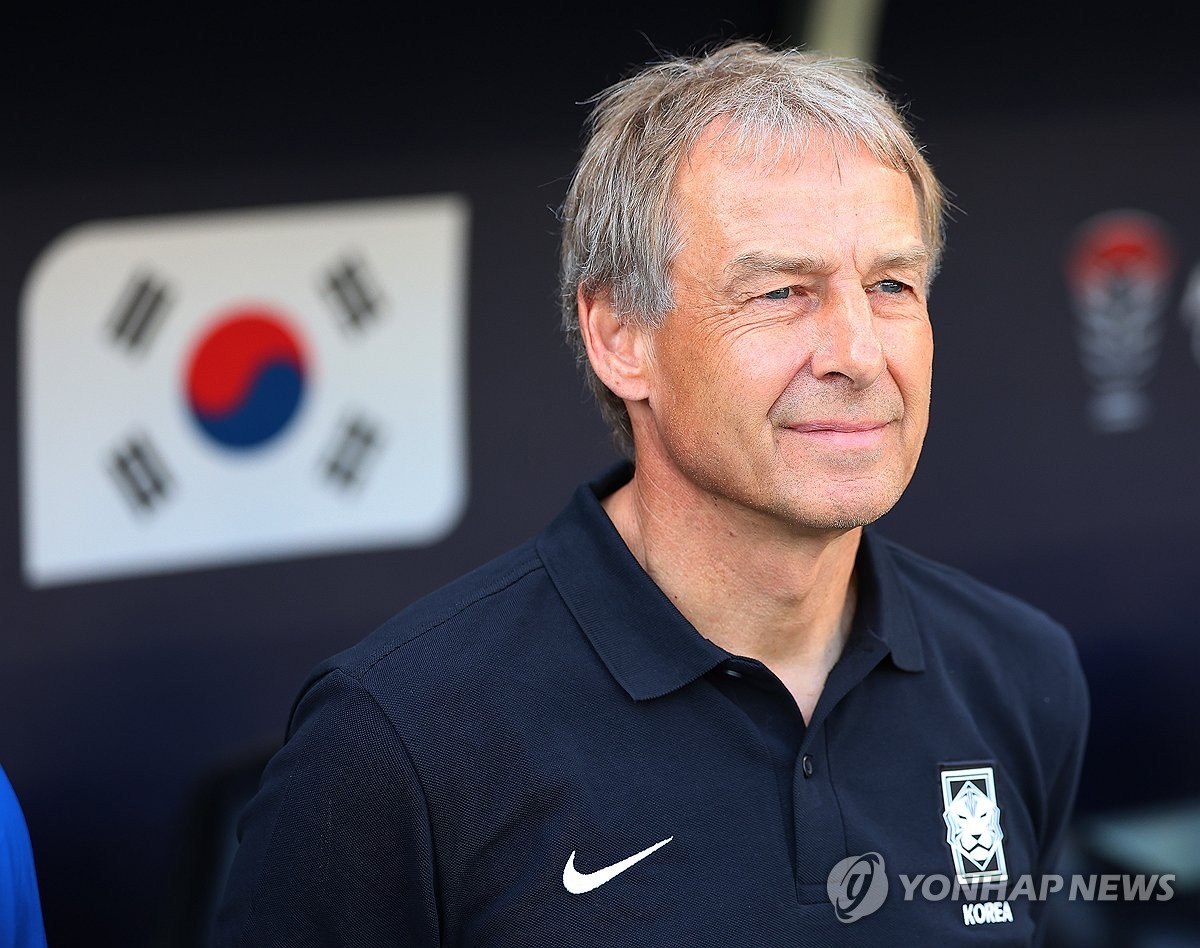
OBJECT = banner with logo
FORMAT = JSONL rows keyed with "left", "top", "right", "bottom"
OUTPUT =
{"left": 20, "top": 195, "right": 470, "bottom": 587}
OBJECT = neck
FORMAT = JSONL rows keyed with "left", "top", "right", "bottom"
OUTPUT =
{"left": 602, "top": 460, "right": 861, "bottom": 720}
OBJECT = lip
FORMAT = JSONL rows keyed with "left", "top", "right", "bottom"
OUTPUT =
{"left": 784, "top": 419, "right": 891, "bottom": 448}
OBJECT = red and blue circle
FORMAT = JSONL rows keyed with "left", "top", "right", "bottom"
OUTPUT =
{"left": 184, "top": 308, "right": 309, "bottom": 450}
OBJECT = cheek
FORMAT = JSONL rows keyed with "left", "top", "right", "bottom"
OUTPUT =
{"left": 882, "top": 322, "right": 934, "bottom": 403}
{"left": 654, "top": 326, "right": 784, "bottom": 419}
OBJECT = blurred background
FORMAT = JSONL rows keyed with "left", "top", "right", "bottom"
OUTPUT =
{"left": 2, "top": 1, "right": 1199, "bottom": 944}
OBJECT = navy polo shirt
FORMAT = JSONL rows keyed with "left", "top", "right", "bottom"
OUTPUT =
{"left": 218, "top": 465, "right": 1089, "bottom": 946}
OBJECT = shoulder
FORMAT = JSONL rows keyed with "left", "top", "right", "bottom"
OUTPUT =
{"left": 332, "top": 539, "right": 547, "bottom": 671}
{"left": 0, "top": 765, "right": 32, "bottom": 843}
{"left": 877, "top": 533, "right": 1079, "bottom": 660}
{"left": 289, "top": 537, "right": 574, "bottom": 725}
{"left": 0, "top": 766, "right": 47, "bottom": 948}
{"left": 871, "top": 532, "right": 1089, "bottom": 732}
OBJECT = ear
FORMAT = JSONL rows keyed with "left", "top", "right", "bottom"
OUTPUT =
{"left": 576, "top": 286, "right": 653, "bottom": 403}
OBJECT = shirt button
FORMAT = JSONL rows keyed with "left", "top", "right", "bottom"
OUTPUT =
{"left": 724, "top": 668, "right": 743, "bottom": 678}
{"left": 802, "top": 754, "right": 814, "bottom": 778}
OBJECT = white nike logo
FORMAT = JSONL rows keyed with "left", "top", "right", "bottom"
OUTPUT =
{"left": 562, "top": 836, "right": 674, "bottom": 894}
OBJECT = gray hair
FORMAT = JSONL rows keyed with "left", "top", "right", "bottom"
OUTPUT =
{"left": 558, "top": 40, "right": 947, "bottom": 457}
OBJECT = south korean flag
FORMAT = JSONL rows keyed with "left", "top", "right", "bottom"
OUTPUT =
{"left": 20, "top": 195, "right": 469, "bottom": 587}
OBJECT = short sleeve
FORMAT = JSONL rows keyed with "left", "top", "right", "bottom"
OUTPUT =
{"left": 215, "top": 668, "right": 440, "bottom": 947}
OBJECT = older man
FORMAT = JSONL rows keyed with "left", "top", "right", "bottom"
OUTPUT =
{"left": 219, "top": 41, "right": 1088, "bottom": 945}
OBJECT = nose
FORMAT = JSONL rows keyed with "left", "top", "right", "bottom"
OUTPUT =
{"left": 809, "top": 285, "right": 886, "bottom": 388}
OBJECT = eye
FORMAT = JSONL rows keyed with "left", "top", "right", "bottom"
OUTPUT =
{"left": 872, "top": 279, "right": 910, "bottom": 295}
{"left": 762, "top": 286, "right": 792, "bottom": 300}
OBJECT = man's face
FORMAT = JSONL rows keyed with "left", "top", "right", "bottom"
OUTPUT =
{"left": 632, "top": 126, "right": 934, "bottom": 533}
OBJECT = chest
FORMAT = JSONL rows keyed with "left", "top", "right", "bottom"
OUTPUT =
{"left": 416, "top": 675, "right": 1045, "bottom": 946}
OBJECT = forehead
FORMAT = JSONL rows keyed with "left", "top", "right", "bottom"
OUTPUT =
{"left": 671, "top": 123, "right": 923, "bottom": 259}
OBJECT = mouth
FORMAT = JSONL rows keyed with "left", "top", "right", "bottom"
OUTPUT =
{"left": 783, "top": 419, "right": 891, "bottom": 449}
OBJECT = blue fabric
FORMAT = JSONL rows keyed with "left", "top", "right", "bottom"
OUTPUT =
{"left": 0, "top": 766, "right": 47, "bottom": 948}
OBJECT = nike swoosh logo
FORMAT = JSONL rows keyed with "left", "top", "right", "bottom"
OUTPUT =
{"left": 562, "top": 836, "right": 674, "bottom": 894}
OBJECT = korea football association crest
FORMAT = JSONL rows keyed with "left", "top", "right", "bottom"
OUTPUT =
{"left": 940, "top": 765, "right": 1007, "bottom": 885}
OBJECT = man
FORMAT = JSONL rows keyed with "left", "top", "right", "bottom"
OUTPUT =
{"left": 218, "top": 41, "right": 1088, "bottom": 945}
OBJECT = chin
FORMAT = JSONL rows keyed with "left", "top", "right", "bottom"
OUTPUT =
{"left": 802, "top": 512, "right": 872, "bottom": 532}
{"left": 791, "top": 508, "right": 885, "bottom": 533}
{"left": 776, "top": 480, "right": 907, "bottom": 533}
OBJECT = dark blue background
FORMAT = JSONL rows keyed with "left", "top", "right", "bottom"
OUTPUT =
{"left": 2, "top": 2, "right": 1198, "bottom": 944}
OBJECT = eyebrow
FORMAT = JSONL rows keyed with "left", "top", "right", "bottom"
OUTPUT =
{"left": 723, "top": 252, "right": 828, "bottom": 293}
{"left": 722, "top": 246, "right": 931, "bottom": 294}
{"left": 871, "top": 246, "right": 932, "bottom": 273}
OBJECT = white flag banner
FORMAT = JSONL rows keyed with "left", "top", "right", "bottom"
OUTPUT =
{"left": 20, "top": 195, "right": 470, "bottom": 587}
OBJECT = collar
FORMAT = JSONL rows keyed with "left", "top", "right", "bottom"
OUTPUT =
{"left": 853, "top": 524, "right": 926, "bottom": 673}
{"left": 536, "top": 463, "right": 924, "bottom": 702}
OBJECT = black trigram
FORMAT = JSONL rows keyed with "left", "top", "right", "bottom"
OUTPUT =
{"left": 321, "top": 415, "right": 381, "bottom": 489}
{"left": 321, "top": 253, "right": 384, "bottom": 332}
{"left": 109, "top": 435, "right": 173, "bottom": 513}
{"left": 108, "top": 271, "right": 171, "bottom": 353}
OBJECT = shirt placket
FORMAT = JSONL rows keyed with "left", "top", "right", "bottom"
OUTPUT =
{"left": 793, "top": 633, "right": 890, "bottom": 902}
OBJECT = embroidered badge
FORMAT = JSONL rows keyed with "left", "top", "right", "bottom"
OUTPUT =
{"left": 940, "top": 765, "right": 1007, "bottom": 885}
